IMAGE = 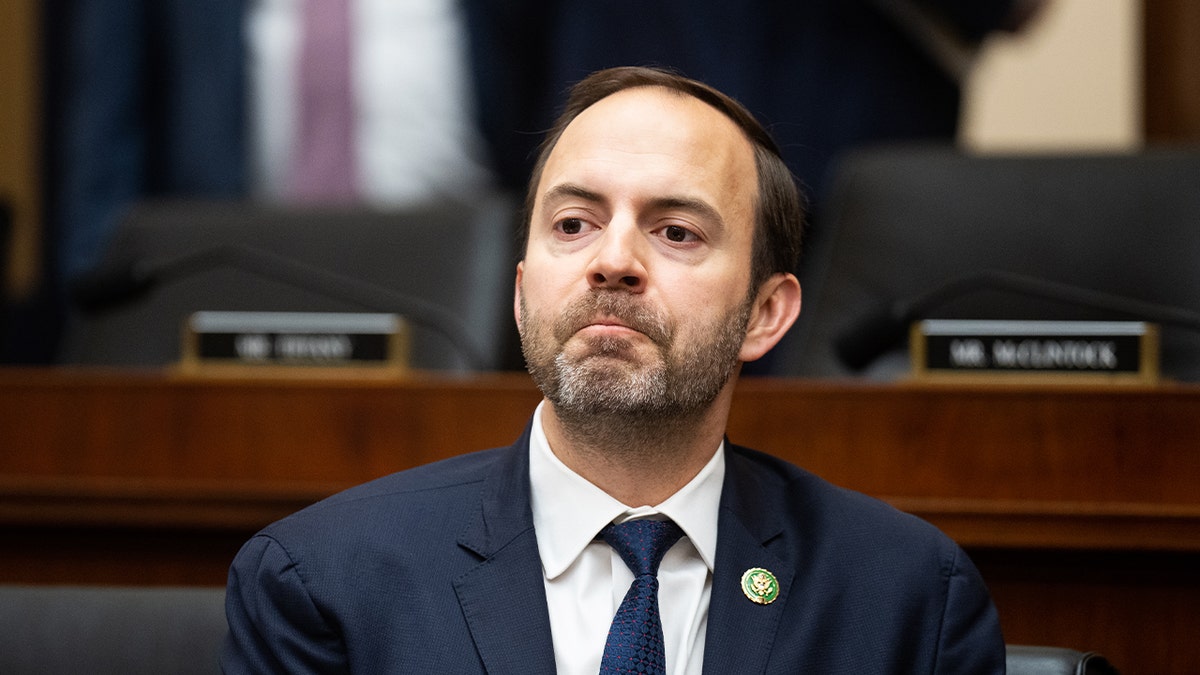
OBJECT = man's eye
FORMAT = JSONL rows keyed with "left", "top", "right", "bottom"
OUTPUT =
{"left": 663, "top": 225, "right": 694, "bottom": 243}
{"left": 557, "top": 218, "right": 584, "bottom": 235}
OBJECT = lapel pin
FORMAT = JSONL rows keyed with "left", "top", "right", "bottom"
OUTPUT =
{"left": 740, "top": 567, "right": 780, "bottom": 605}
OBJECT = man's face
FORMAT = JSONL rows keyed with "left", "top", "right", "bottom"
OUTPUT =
{"left": 515, "top": 86, "right": 761, "bottom": 421}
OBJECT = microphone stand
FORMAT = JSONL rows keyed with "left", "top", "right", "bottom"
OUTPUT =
{"left": 73, "top": 243, "right": 492, "bottom": 371}
{"left": 835, "top": 269, "right": 1200, "bottom": 372}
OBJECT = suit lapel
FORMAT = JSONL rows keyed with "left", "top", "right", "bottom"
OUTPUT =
{"left": 702, "top": 446, "right": 796, "bottom": 675}
{"left": 453, "top": 424, "right": 558, "bottom": 674}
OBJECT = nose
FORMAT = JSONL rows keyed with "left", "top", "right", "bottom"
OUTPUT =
{"left": 585, "top": 221, "right": 647, "bottom": 292}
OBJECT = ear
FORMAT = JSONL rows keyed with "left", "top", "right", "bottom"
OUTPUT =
{"left": 513, "top": 261, "right": 525, "bottom": 331}
{"left": 739, "top": 272, "right": 801, "bottom": 362}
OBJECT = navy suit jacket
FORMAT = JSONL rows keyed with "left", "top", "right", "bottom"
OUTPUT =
{"left": 223, "top": 420, "right": 1004, "bottom": 673}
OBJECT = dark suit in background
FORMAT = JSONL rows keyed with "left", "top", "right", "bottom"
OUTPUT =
{"left": 464, "top": 0, "right": 1022, "bottom": 207}
{"left": 44, "top": 0, "right": 247, "bottom": 285}
{"left": 223, "top": 424, "right": 1004, "bottom": 673}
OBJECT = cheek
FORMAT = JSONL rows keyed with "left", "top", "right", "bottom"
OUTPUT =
{"left": 517, "top": 272, "right": 554, "bottom": 316}
{"left": 672, "top": 266, "right": 749, "bottom": 315}
{"left": 517, "top": 272, "right": 572, "bottom": 339}
{"left": 520, "top": 253, "right": 586, "bottom": 306}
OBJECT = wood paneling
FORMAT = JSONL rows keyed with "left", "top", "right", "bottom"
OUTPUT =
{"left": 0, "top": 0, "right": 42, "bottom": 297}
{"left": 1144, "top": 0, "right": 1200, "bottom": 141}
{"left": 978, "top": 548, "right": 1200, "bottom": 674}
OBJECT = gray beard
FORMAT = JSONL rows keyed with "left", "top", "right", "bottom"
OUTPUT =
{"left": 520, "top": 288, "right": 753, "bottom": 439}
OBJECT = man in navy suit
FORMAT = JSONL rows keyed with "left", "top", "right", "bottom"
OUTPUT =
{"left": 222, "top": 66, "right": 1004, "bottom": 673}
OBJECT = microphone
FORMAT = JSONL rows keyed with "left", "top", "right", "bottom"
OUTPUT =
{"left": 71, "top": 243, "right": 492, "bottom": 371}
{"left": 834, "top": 269, "right": 1200, "bottom": 371}
{"left": 72, "top": 260, "right": 160, "bottom": 311}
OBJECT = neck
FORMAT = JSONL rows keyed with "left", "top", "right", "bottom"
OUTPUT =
{"left": 540, "top": 385, "right": 735, "bottom": 506}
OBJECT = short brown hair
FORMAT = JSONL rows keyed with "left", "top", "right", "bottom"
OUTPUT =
{"left": 521, "top": 66, "right": 806, "bottom": 291}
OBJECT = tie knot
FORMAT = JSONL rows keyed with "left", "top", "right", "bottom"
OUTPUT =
{"left": 601, "top": 519, "right": 684, "bottom": 578}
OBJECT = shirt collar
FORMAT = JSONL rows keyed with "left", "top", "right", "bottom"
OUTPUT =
{"left": 528, "top": 401, "right": 725, "bottom": 579}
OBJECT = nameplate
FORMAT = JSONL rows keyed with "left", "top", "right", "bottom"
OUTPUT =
{"left": 911, "top": 320, "right": 1159, "bottom": 383}
{"left": 181, "top": 311, "right": 409, "bottom": 373}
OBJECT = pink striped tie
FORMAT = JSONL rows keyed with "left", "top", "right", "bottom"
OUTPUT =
{"left": 291, "top": 0, "right": 356, "bottom": 202}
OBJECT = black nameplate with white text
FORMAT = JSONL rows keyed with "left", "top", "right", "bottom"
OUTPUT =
{"left": 195, "top": 330, "right": 391, "bottom": 362}
{"left": 182, "top": 311, "right": 408, "bottom": 371}
{"left": 912, "top": 320, "right": 1158, "bottom": 382}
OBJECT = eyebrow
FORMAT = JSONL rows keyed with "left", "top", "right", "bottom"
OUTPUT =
{"left": 651, "top": 196, "right": 725, "bottom": 232}
{"left": 543, "top": 183, "right": 606, "bottom": 208}
{"left": 542, "top": 183, "right": 726, "bottom": 231}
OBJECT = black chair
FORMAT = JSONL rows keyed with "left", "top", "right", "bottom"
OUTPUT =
{"left": 0, "top": 585, "right": 228, "bottom": 675}
{"left": 778, "top": 145, "right": 1200, "bottom": 381}
{"left": 1007, "top": 644, "right": 1120, "bottom": 675}
{"left": 59, "top": 194, "right": 521, "bottom": 372}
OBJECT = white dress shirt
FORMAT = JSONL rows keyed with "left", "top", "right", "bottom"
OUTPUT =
{"left": 245, "top": 0, "right": 496, "bottom": 204}
{"left": 529, "top": 403, "right": 724, "bottom": 675}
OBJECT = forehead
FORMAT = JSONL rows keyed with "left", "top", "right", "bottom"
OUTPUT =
{"left": 536, "top": 86, "right": 757, "bottom": 226}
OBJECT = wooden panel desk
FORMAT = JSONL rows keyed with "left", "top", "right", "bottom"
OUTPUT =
{"left": 2, "top": 369, "right": 1198, "bottom": 673}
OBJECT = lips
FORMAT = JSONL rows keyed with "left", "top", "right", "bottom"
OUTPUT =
{"left": 585, "top": 315, "right": 635, "bottom": 330}
{"left": 571, "top": 315, "right": 644, "bottom": 342}
{"left": 553, "top": 292, "right": 670, "bottom": 346}
{"left": 576, "top": 318, "right": 643, "bottom": 342}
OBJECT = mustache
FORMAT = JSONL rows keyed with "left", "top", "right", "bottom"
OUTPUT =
{"left": 552, "top": 291, "right": 672, "bottom": 346}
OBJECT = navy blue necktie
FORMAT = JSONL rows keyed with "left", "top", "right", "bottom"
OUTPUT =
{"left": 598, "top": 519, "right": 685, "bottom": 675}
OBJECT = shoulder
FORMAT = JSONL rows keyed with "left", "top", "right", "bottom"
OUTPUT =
{"left": 261, "top": 445, "right": 509, "bottom": 542}
{"left": 722, "top": 445, "right": 1004, "bottom": 673}
{"left": 234, "top": 445, "right": 518, "bottom": 582}
{"left": 725, "top": 443, "right": 963, "bottom": 569}
{"left": 227, "top": 445, "right": 519, "bottom": 612}
{"left": 223, "top": 445, "right": 524, "bottom": 671}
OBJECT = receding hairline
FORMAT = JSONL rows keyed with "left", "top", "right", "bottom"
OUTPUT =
{"left": 530, "top": 84, "right": 760, "bottom": 217}
{"left": 532, "top": 86, "right": 757, "bottom": 244}
{"left": 520, "top": 66, "right": 806, "bottom": 286}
